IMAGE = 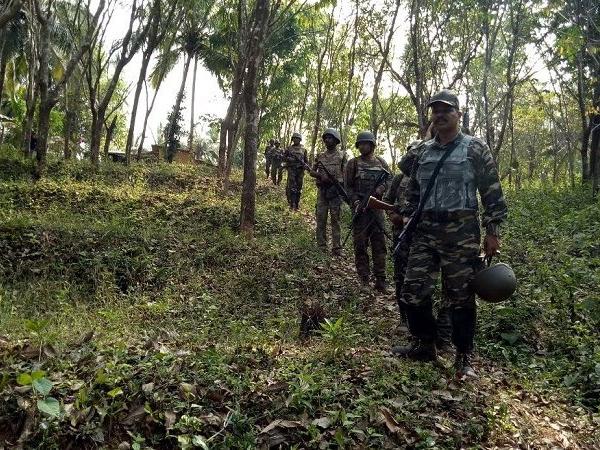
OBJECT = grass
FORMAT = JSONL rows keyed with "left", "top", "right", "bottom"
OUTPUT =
{"left": 0, "top": 151, "right": 599, "bottom": 448}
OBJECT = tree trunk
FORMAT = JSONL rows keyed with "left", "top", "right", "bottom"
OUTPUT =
{"left": 576, "top": 52, "right": 590, "bottom": 181}
{"left": 103, "top": 116, "right": 117, "bottom": 158}
{"left": 0, "top": 35, "right": 7, "bottom": 102}
{"left": 218, "top": 66, "right": 244, "bottom": 177}
{"left": 188, "top": 54, "right": 199, "bottom": 152}
{"left": 240, "top": 0, "right": 270, "bottom": 235}
{"left": 63, "top": 90, "right": 72, "bottom": 159}
{"left": 125, "top": 49, "right": 153, "bottom": 163}
{"left": 137, "top": 78, "right": 160, "bottom": 160}
{"left": 166, "top": 51, "right": 192, "bottom": 163}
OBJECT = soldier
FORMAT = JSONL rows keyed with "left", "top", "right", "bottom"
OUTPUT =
{"left": 310, "top": 128, "right": 347, "bottom": 256}
{"left": 388, "top": 136, "right": 453, "bottom": 350}
{"left": 264, "top": 139, "right": 275, "bottom": 178}
{"left": 270, "top": 140, "right": 284, "bottom": 185}
{"left": 392, "top": 89, "right": 507, "bottom": 378}
{"left": 345, "top": 131, "right": 391, "bottom": 292}
{"left": 284, "top": 132, "right": 308, "bottom": 210}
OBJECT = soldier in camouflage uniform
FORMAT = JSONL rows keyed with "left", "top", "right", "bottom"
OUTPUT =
{"left": 393, "top": 90, "right": 507, "bottom": 378}
{"left": 270, "top": 140, "right": 284, "bottom": 185}
{"left": 345, "top": 131, "right": 391, "bottom": 292}
{"left": 284, "top": 132, "right": 308, "bottom": 210}
{"left": 388, "top": 139, "right": 454, "bottom": 349}
{"left": 264, "top": 139, "right": 275, "bottom": 177}
{"left": 310, "top": 128, "right": 347, "bottom": 256}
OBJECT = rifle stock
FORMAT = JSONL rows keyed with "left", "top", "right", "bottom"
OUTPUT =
{"left": 366, "top": 196, "right": 397, "bottom": 212}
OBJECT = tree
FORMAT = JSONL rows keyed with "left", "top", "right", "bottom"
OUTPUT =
{"left": 33, "top": 0, "right": 105, "bottom": 178}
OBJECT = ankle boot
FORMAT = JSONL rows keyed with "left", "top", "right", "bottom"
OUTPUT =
{"left": 392, "top": 339, "right": 437, "bottom": 361}
{"left": 454, "top": 352, "right": 476, "bottom": 378}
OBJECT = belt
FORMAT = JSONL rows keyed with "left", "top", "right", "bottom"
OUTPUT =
{"left": 421, "top": 210, "right": 478, "bottom": 222}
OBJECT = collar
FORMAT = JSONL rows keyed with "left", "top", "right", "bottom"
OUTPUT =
{"left": 433, "top": 131, "right": 463, "bottom": 148}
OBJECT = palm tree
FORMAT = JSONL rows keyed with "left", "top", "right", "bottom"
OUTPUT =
{"left": 155, "top": 0, "right": 217, "bottom": 162}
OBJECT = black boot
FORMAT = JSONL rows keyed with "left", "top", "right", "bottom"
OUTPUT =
{"left": 396, "top": 282, "right": 408, "bottom": 326}
{"left": 454, "top": 352, "right": 476, "bottom": 378}
{"left": 451, "top": 307, "right": 476, "bottom": 355}
{"left": 391, "top": 339, "right": 437, "bottom": 361}
{"left": 392, "top": 303, "right": 438, "bottom": 361}
{"left": 374, "top": 277, "right": 388, "bottom": 294}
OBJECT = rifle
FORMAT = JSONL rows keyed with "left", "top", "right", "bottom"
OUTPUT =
{"left": 287, "top": 153, "right": 351, "bottom": 203}
{"left": 342, "top": 169, "right": 392, "bottom": 246}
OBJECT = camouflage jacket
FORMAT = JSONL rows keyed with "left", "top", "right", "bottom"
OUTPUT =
{"left": 403, "top": 132, "right": 507, "bottom": 235}
{"left": 284, "top": 144, "right": 308, "bottom": 169}
{"left": 344, "top": 155, "right": 391, "bottom": 204}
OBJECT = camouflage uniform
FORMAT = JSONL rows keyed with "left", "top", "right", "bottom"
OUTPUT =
{"left": 314, "top": 148, "right": 347, "bottom": 253}
{"left": 400, "top": 132, "right": 508, "bottom": 354}
{"left": 270, "top": 146, "right": 284, "bottom": 185}
{"left": 264, "top": 143, "right": 274, "bottom": 177}
{"left": 284, "top": 144, "right": 308, "bottom": 210}
{"left": 345, "top": 155, "right": 391, "bottom": 285}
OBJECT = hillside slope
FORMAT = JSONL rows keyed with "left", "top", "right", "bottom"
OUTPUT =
{"left": 1, "top": 157, "right": 598, "bottom": 448}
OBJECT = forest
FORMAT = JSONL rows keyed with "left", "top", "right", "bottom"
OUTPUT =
{"left": 0, "top": 0, "right": 599, "bottom": 448}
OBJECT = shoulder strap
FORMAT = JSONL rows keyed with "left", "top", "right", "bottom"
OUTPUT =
{"left": 414, "top": 136, "right": 468, "bottom": 220}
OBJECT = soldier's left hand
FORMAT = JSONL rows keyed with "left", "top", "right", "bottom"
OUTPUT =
{"left": 483, "top": 234, "right": 500, "bottom": 257}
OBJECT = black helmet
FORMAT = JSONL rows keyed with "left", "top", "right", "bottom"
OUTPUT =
{"left": 355, "top": 131, "right": 376, "bottom": 148}
{"left": 471, "top": 261, "right": 517, "bottom": 303}
{"left": 322, "top": 128, "right": 341, "bottom": 143}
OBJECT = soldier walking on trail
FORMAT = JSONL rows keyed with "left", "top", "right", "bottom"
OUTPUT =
{"left": 345, "top": 131, "right": 391, "bottom": 293}
{"left": 387, "top": 136, "right": 453, "bottom": 350}
{"left": 284, "top": 132, "right": 308, "bottom": 210}
{"left": 270, "top": 140, "right": 284, "bottom": 185}
{"left": 264, "top": 139, "right": 275, "bottom": 178}
{"left": 310, "top": 128, "right": 347, "bottom": 256}
{"left": 392, "top": 89, "right": 508, "bottom": 378}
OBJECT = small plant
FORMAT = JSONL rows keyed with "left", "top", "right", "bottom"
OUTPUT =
{"left": 319, "top": 316, "right": 357, "bottom": 358}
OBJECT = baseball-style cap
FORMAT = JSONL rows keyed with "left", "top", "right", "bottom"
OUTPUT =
{"left": 427, "top": 89, "right": 459, "bottom": 109}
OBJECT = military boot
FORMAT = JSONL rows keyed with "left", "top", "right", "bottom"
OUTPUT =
{"left": 374, "top": 277, "right": 388, "bottom": 294}
{"left": 454, "top": 352, "right": 476, "bottom": 378}
{"left": 391, "top": 339, "right": 437, "bottom": 361}
{"left": 435, "top": 306, "right": 453, "bottom": 353}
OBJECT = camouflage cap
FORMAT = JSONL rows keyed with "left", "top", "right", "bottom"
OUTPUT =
{"left": 427, "top": 89, "right": 459, "bottom": 109}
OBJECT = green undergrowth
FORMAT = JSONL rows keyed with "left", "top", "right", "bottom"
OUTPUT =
{"left": 1, "top": 152, "right": 599, "bottom": 448}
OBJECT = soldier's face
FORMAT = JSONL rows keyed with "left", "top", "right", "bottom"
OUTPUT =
{"left": 292, "top": 138, "right": 301, "bottom": 145}
{"left": 357, "top": 142, "right": 374, "bottom": 155}
{"left": 430, "top": 103, "right": 461, "bottom": 133}
{"left": 323, "top": 135, "right": 337, "bottom": 147}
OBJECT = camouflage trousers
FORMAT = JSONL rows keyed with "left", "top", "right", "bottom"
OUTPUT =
{"left": 393, "top": 233, "right": 452, "bottom": 341}
{"left": 270, "top": 162, "right": 283, "bottom": 185}
{"left": 401, "top": 217, "right": 480, "bottom": 308}
{"left": 315, "top": 190, "right": 342, "bottom": 251}
{"left": 265, "top": 156, "right": 272, "bottom": 177}
{"left": 353, "top": 210, "right": 387, "bottom": 281}
{"left": 286, "top": 167, "right": 304, "bottom": 208}
{"left": 400, "top": 216, "right": 480, "bottom": 352}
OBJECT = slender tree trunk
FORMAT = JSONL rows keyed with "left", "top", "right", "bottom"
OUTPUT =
{"left": 63, "top": 89, "right": 72, "bottom": 159}
{"left": 0, "top": 35, "right": 7, "bottom": 102}
{"left": 125, "top": 50, "right": 152, "bottom": 163}
{"left": 188, "top": 55, "right": 198, "bottom": 152}
{"left": 103, "top": 116, "right": 117, "bottom": 158}
{"left": 577, "top": 52, "right": 590, "bottom": 181}
{"left": 137, "top": 79, "right": 160, "bottom": 160}
{"left": 240, "top": 0, "right": 270, "bottom": 235}
{"left": 166, "top": 52, "right": 192, "bottom": 163}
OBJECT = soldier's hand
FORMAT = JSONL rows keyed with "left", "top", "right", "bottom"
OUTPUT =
{"left": 375, "top": 185, "right": 385, "bottom": 197}
{"left": 484, "top": 234, "right": 500, "bottom": 257}
{"left": 388, "top": 212, "right": 403, "bottom": 227}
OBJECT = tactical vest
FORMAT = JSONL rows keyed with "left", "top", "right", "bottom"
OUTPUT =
{"left": 417, "top": 135, "right": 477, "bottom": 212}
{"left": 316, "top": 150, "right": 346, "bottom": 182}
{"left": 286, "top": 145, "right": 306, "bottom": 168}
{"left": 353, "top": 156, "right": 388, "bottom": 195}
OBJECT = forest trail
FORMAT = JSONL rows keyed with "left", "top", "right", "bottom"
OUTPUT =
{"left": 0, "top": 164, "right": 598, "bottom": 448}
